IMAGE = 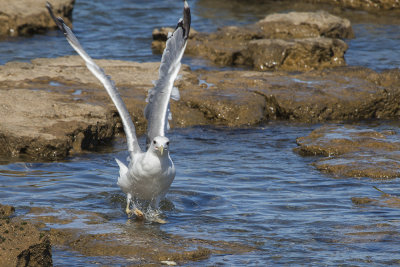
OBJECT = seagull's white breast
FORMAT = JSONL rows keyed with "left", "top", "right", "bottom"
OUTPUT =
{"left": 118, "top": 151, "right": 175, "bottom": 201}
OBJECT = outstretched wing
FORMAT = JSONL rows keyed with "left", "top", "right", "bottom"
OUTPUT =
{"left": 46, "top": 2, "right": 141, "bottom": 154}
{"left": 144, "top": 0, "right": 191, "bottom": 146}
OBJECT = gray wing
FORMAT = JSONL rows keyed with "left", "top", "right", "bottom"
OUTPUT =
{"left": 46, "top": 2, "right": 141, "bottom": 154}
{"left": 144, "top": 0, "right": 191, "bottom": 146}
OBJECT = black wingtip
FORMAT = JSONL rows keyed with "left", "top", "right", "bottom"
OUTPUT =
{"left": 182, "top": 0, "right": 191, "bottom": 40}
{"left": 46, "top": 1, "right": 67, "bottom": 34}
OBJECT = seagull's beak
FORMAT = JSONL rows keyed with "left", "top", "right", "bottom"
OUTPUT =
{"left": 159, "top": 145, "right": 164, "bottom": 156}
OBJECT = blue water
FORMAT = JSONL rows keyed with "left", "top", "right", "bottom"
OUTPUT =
{"left": 1, "top": 0, "right": 400, "bottom": 265}
{"left": 2, "top": 125, "right": 400, "bottom": 265}
{"left": 1, "top": 0, "right": 400, "bottom": 71}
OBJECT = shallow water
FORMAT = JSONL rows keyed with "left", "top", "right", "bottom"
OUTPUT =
{"left": 1, "top": 0, "right": 400, "bottom": 265}
{"left": 2, "top": 124, "right": 400, "bottom": 265}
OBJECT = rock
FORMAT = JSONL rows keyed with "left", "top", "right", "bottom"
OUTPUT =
{"left": 353, "top": 187, "right": 400, "bottom": 209}
{"left": 152, "top": 11, "right": 352, "bottom": 71}
{"left": 0, "top": 0, "right": 74, "bottom": 37}
{"left": 184, "top": 66, "right": 400, "bottom": 123}
{"left": 0, "top": 205, "right": 53, "bottom": 266}
{"left": 295, "top": 124, "right": 400, "bottom": 179}
{"left": 2, "top": 57, "right": 400, "bottom": 160}
{"left": 0, "top": 204, "right": 15, "bottom": 218}
{"left": 22, "top": 206, "right": 253, "bottom": 265}
{"left": 0, "top": 88, "right": 118, "bottom": 160}
{"left": 0, "top": 56, "right": 194, "bottom": 160}
{"left": 244, "top": 37, "right": 347, "bottom": 71}
{"left": 307, "top": 0, "right": 400, "bottom": 11}
{"left": 257, "top": 11, "right": 354, "bottom": 39}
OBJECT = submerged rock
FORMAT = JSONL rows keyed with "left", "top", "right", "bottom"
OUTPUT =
{"left": 152, "top": 11, "right": 352, "bottom": 71}
{"left": 0, "top": 0, "right": 74, "bottom": 37}
{"left": 0, "top": 205, "right": 53, "bottom": 267}
{"left": 295, "top": 124, "right": 400, "bottom": 179}
{"left": 352, "top": 187, "right": 400, "bottom": 210}
{"left": 23, "top": 206, "right": 253, "bottom": 265}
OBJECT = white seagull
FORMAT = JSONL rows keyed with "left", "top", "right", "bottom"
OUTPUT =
{"left": 46, "top": 1, "right": 191, "bottom": 220}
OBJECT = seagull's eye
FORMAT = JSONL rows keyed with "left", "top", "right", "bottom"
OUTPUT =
{"left": 153, "top": 140, "right": 157, "bottom": 145}
{"left": 166, "top": 142, "right": 170, "bottom": 146}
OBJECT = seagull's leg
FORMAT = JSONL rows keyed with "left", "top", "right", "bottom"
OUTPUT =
{"left": 126, "top": 194, "right": 144, "bottom": 219}
{"left": 125, "top": 193, "right": 133, "bottom": 216}
{"left": 133, "top": 202, "right": 144, "bottom": 220}
{"left": 150, "top": 197, "right": 167, "bottom": 224}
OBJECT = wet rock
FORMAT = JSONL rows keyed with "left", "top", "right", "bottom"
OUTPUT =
{"left": 0, "top": 56, "right": 165, "bottom": 160}
{"left": 0, "top": 205, "right": 53, "bottom": 267}
{"left": 152, "top": 11, "right": 352, "bottom": 71}
{"left": 185, "top": 67, "right": 400, "bottom": 123}
{"left": 0, "top": 56, "right": 264, "bottom": 160}
{"left": 352, "top": 197, "right": 375, "bottom": 205}
{"left": 0, "top": 204, "right": 15, "bottom": 218}
{"left": 3, "top": 57, "right": 400, "bottom": 160}
{"left": 307, "top": 0, "right": 400, "bottom": 11}
{"left": 0, "top": 0, "right": 74, "bottom": 37}
{"left": 23, "top": 206, "right": 253, "bottom": 265}
{"left": 353, "top": 187, "right": 400, "bottom": 209}
{"left": 295, "top": 124, "right": 400, "bottom": 179}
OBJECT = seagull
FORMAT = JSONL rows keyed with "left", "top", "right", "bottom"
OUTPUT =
{"left": 46, "top": 1, "right": 191, "bottom": 220}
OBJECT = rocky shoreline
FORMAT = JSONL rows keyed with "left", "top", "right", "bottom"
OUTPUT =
{"left": 1, "top": 56, "right": 400, "bottom": 161}
{"left": 2, "top": 1, "right": 400, "bottom": 265}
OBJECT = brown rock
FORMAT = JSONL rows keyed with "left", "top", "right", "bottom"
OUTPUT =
{"left": 0, "top": 56, "right": 194, "bottom": 160}
{"left": 295, "top": 125, "right": 400, "bottom": 179}
{"left": 0, "top": 204, "right": 15, "bottom": 218}
{"left": 153, "top": 11, "right": 352, "bottom": 71}
{"left": 308, "top": 0, "right": 400, "bottom": 11}
{"left": 245, "top": 37, "right": 347, "bottom": 71}
{"left": 0, "top": 88, "right": 118, "bottom": 160}
{"left": 353, "top": 187, "right": 400, "bottom": 209}
{"left": 0, "top": 0, "right": 74, "bottom": 37}
{"left": 257, "top": 11, "right": 354, "bottom": 39}
{"left": 3, "top": 57, "right": 400, "bottom": 160}
{"left": 23, "top": 206, "right": 253, "bottom": 265}
{"left": 186, "top": 67, "right": 400, "bottom": 123}
{"left": 0, "top": 216, "right": 52, "bottom": 266}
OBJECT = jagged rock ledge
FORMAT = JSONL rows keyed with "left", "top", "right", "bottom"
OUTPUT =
{"left": 1, "top": 56, "right": 400, "bottom": 160}
{"left": 152, "top": 11, "right": 353, "bottom": 71}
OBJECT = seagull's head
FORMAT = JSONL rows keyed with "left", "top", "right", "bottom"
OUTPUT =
{"left": 150, "top": 136, "right": 170, "bottom": 156}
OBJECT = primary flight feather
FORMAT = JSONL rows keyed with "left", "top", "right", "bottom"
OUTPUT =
{"left": 46, "top": 1, "right": 191, "bottom": 220}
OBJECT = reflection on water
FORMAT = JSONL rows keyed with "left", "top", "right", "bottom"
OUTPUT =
{"left": 1, "top": 125, "right": 400, "bottom": 265}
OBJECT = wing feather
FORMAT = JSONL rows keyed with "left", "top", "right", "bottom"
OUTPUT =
{"left": 46, "top": 2, "right": 141, "bottom": 154}
{"left": 144, "top": 1, "right": 191, "bottom": 146}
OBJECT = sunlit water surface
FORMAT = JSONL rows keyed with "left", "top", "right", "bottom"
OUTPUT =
{"left": 0, "top": 0, "right": 400, "bottom": 265}
{"left": 1, "top": 125, "right": 400, "bottom": 265}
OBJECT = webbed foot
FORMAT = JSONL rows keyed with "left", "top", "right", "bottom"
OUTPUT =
{"left": 134, "top": 208, "right": 145, "bottom": 220}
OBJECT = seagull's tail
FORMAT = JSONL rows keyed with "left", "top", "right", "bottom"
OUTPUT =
{"left": 115, "top": 158, "right": 130, "bottom": 191}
